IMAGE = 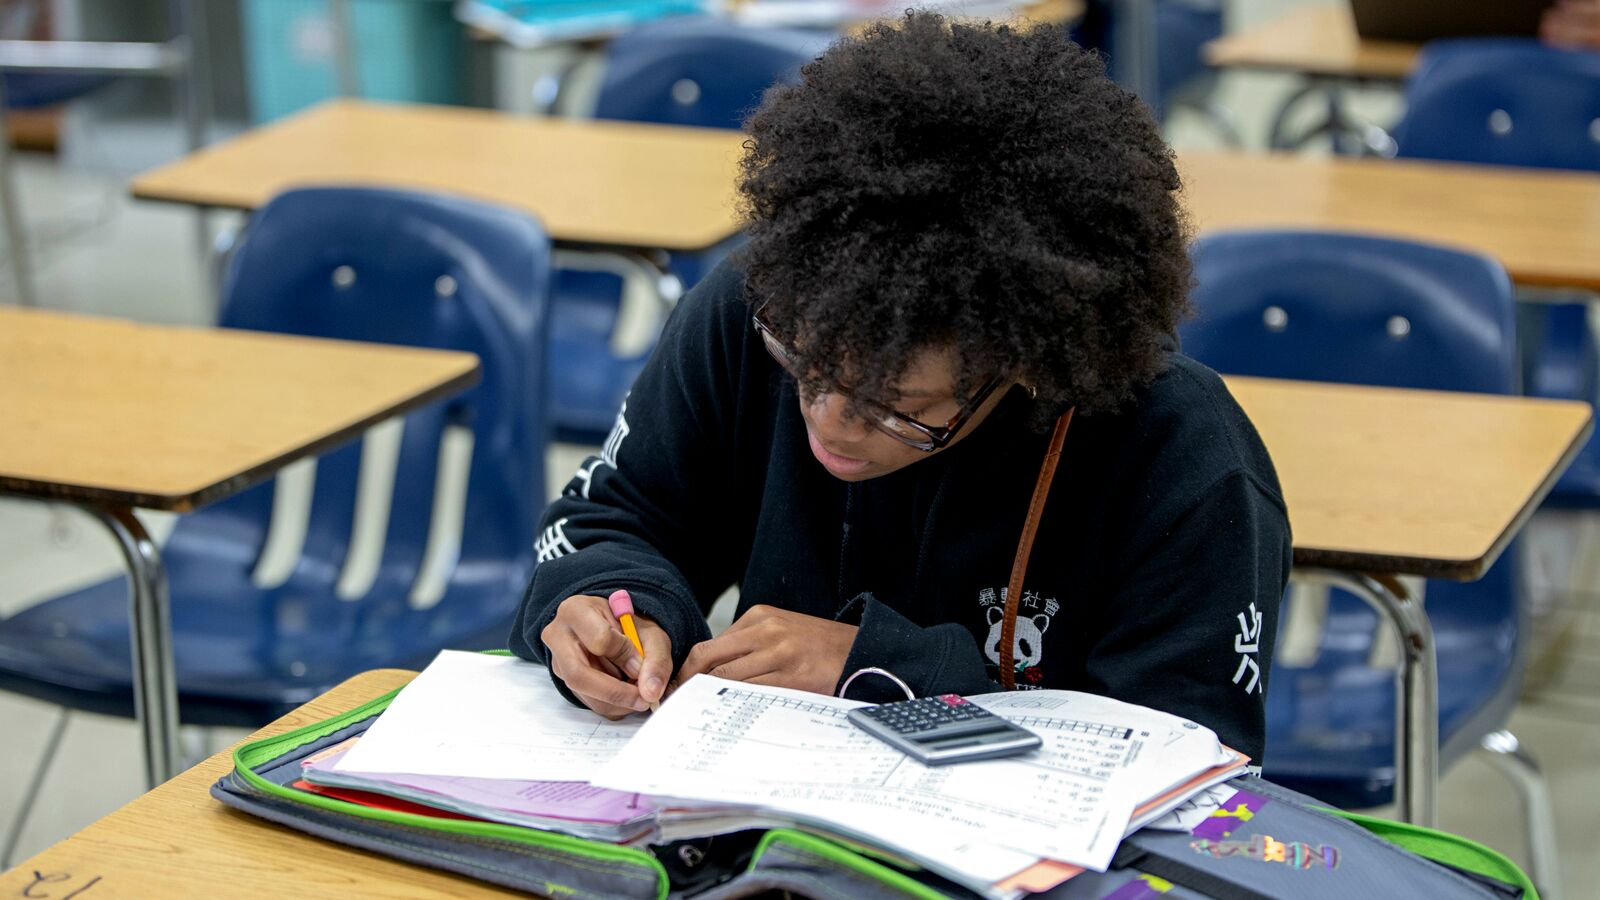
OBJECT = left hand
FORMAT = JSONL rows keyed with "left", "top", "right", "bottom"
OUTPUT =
{"left": 675, "top": 604, "right": 858, "bottom": 695}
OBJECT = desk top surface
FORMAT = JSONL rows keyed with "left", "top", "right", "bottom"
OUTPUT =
{"left": 1204, "top": 5, "right": 1419, "bottom": 79}
{"left": 1181, "top": 151, "right": 1600, "bottom": 291}
{"left": 0, "top": 307, "right": 480, "bottom": 512}
{"left": 0, "top": 670, "right": 521, "bottom": 899}
{"left": 131, "top": 100, "right": 749, "bottom": 252}
{"left": 1228, "top": 376, "right": 1592, "bottom": 579}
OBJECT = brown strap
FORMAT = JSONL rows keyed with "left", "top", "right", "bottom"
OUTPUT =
{"left": 1000, "top": 407, "right": 1075, "bottom": 689}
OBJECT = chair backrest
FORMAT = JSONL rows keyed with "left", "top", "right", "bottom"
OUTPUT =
{"left": 1072, "top": 0, "right": 1224, "bottom": 118}
{"left": 592, "top": 16, "right": 829, "bottom": 129}
{"left": 218, "top": 187, "right": 551, "bottom": 604}
{"left": 1391, "top": 37, "right": 1600, "bottom": 172}
{"left": 1182, "top": 230, "right": 1517, "bottom": 395}
{"left": 1184, "top": 229, "right": 1521, "bottom": 706}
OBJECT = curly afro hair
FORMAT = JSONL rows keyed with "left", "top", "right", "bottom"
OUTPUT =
{"left": 736, "top": 11, "right": 1191, "bottom": 423}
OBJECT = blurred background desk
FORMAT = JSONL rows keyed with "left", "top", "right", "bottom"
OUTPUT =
{"left": 1181, "top": 152, "right": 1600, "bottom": 292}
{"left": 1205, "top": 4, "right": 1417, "bottom": 80}
{"left": 1204, "top": 4, "right": 1419, "bottom": 152}
{"left": 130, "top": 99, "right": 744, "bottom": 256}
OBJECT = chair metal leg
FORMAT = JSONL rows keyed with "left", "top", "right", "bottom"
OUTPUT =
{"left": 0, "top": 708, "right": 70, "bottom": 870}
{"left": 1478, "top": 730, "right": 1563, "bottom": 900}
{"left": 1297, "top": 567, "right": 1439, "bottom": 826}
{"left": 1267, "top": 83, "right": 1320, "bottom": 151}
{"left": 0, "top": 74, "right": 37, "bottom": 307}
{"left": 1112, "top": 0, "right": 1160, "bottom": 106}
{"left": 1197, "top": 100, "right": 1244, "bottom": 149}
{"left": 328, "top": 0, "right": 359, "bottom": 97}
{"left": 170, "top": 0, "right": 215, "bottom": 308}
{"left": 1266, "top": 76, "right": 1395, "bottom": 157}
{"left": 550, "top": 247, "right": 684, "bottom": 357}
{"left": 88, "top": 505, "right": 181, "bottom": 788}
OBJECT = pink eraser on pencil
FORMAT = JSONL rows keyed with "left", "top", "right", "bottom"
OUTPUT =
{"left": 607, "top": 589, "right": 634, "bottom": 618}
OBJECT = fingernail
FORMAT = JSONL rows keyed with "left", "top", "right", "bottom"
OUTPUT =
{"left": 633, "top": 696, "right": 650, "bottom": 712}
{"left": 624, "top": 658, "right": 642, "bottom": 678}
{"left": 644, "top": 676, "right": 663, "bottom": 700}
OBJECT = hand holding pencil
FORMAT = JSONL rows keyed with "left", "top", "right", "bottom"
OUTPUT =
{"left": 608, "top": 590, "right": 660, "bottom": 712}
{"left": 542, "top": 590, "right": 672, "bottom": 718}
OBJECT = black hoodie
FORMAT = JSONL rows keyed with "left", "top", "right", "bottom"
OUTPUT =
{"left": 511, "top": 262, "right": 1291, "bottom": 760}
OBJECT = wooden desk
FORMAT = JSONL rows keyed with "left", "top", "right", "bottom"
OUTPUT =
{"left": 1230, "top": 376, "right": 1591, "bottom": 828}
{"left": 1229, "top": 377, "right": 1593, "bottom": 581}
{"left": 0, "top": 670, "right": 528, "bottom": 899}
{"left": 1181, "top": 151, "right": 1600, "bottom": 292}
{"left": 1204, "top": 5, "right": 1418, "bottom": 80}
{"left": 0, "top": 307, "right": 480, "bottom": 788}
{"left": 131, "top": 100, "right": 747, "bottom": 254}
{"left": 0, "top": 309, "right": 479, "bottom": 512}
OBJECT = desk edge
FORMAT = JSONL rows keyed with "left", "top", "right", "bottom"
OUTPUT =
{"left": 1292, "top": 406, "right": 1596, "bottom": 581}
{"left": 0, "top": 365, "right": 482, "bottom": 513}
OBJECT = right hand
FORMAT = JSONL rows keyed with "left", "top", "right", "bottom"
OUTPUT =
{"left": 542, "top": 594, "right": 672, "bottom": 718}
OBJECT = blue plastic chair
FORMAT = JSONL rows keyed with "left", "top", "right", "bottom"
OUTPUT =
{"left": 3, "top": 72, "right": 114, "bottom": 108}
{"left": 1072, "top": 0, "right": 1236, "bottom": 138}
{"left": 1392, "top": 38, "right": 1600, "bottom": 516}
{"left": 1183, "top": 230, "right": 1558, "bottom": 890}
{"left": 548, "top": 16, "right": 827, "bottom": 442}
{"left": 592, "top": 16, "right": 828, "bottom": 128}
{"left": 0, "top": 187, "right": 551, "bottom": 728}
{"left": 1392, "top": 38, "right": 1600, "bottom": 172}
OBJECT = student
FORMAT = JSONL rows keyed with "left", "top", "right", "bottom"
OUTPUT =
{"left": 512, "top": 12, "right": 1291, "bottom": 760}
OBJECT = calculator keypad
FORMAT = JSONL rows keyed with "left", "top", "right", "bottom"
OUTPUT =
{"left": 848, "top": 693, "right": 1042, "bottom": 765}
{"left": 861, "top": 695, "right": 1003, "bottom": 737}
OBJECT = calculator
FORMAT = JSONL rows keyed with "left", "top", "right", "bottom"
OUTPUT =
{"left": 846, "top": 694, "right": 1042, "bottom": 765}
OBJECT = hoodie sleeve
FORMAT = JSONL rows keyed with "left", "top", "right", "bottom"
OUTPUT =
{"left": 1082, "top": 469, "right": 1291, "bottom": 762}
{"left": 831, "top": 593, "right": 1000, "bottom": 701}
{"left": 509, "top": 263, "right": 750, "bottom": 704}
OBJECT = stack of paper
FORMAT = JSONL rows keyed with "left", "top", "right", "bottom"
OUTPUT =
{"left": 328, "top": 652, "right": 1247, "bottom": 898}
{"left": 317, "top": 651, "right": 655, "bottom": 841}
{"left": 303, "top": 740, "right": 656, "bottom": 842}
{"left": 590, "top": 676, "right": 1247, "bottom": 896}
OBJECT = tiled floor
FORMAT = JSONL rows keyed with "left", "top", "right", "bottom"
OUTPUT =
{"left": 2, "top": 0, "right": 1597, "bottom": 894}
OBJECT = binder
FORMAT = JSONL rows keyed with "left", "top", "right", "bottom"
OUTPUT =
{"left": 211, "top": 666, "right": 1538, "bottom": 899}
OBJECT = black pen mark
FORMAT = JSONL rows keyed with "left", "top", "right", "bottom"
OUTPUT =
{"left": 19, "top": 872, "right": 99, "bottom": 899}
{"left": 22, "top": 871, "right": 70, "bottom": 898}
{"left": 60, "top": 877, "right": 101, "bottom": 899}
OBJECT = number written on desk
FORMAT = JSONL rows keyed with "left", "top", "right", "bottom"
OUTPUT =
{"left": 21, "top": 872, "right": 100, "bottom": 899}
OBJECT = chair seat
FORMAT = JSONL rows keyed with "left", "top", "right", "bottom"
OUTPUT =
{"left": 0, "top": 502, "right": 527, "bottom": 728}
{"left": 1262, "top": 583, "right": 1520, "bottom": 809}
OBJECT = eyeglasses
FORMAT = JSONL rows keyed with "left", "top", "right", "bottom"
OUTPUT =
{"left": 752, "top": 305, "right": 1007, "bottom": 452}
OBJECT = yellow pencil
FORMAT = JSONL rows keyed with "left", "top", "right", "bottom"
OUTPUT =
{"left": 607, "top": 589, "right": 658, "bottom": 711}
